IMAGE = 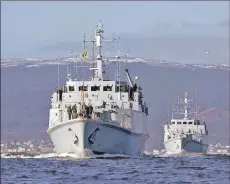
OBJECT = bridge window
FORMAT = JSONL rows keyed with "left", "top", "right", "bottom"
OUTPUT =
{"left": 91, "top": 86, "right": 100, "bottom": 91}
{"left": 188, "top": 122, "right": 193, "bottom": 124}
{"left": 183, "top": 122, "right": 187, "bottom": 124}
{"left": 171, "top": 122, "right": 175, "bottom": 124}
{"left": 177, "top": 122, "right": 181, "bottom": 124}
{"left": 116, "top": 85, "right": 125, "bottom": 92}
{"left": 79, "top": 86, "right": 88, "bottom": 91}
{"left": 68, "top": 86, "right": 75, "bottom": 92}
{"left": 194, "top": 120, "right": 200, "bottom": 125}
{"left": 103, "top": 85, "right": 112, "bottom": 91}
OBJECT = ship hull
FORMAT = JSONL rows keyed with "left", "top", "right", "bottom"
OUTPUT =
{"left": 164, "top": 138, "right": 207, "bottom": 154}
{"left": 47, "top": 118, "right": 148, "bottom": 156}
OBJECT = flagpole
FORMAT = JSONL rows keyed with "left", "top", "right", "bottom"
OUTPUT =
{"left": 92, "top": 41, "right": 95, "bottom": 77}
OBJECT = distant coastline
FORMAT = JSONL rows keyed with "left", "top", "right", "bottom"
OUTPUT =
{"left": 1, "top": 57, "right": 229, "bottom": 70}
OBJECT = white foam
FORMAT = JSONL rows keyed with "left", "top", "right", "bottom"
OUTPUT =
{"left": 25, "top": 64, "right": 40, "bottom": 68}
{"left": 1, "top": 148, "right": 132, "bottom": 159}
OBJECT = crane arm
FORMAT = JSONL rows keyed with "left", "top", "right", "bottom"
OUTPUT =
{"left": 124, "top": 68, "right": 134, "bottom": 87}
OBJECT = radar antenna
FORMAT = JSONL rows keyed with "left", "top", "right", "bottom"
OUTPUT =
{"left": 83, "top": 20, "right": 116, "bottom": 81}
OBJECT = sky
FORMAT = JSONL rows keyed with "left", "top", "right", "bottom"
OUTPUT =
{"left": 1, "top": 1, "right": 229, "bottom": 61}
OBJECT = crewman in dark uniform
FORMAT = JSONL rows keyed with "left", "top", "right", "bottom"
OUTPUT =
{"left": 72, "top": 104, "right": 77, "bottom": 119}
{"left": 129, "top": 87, "right": 134, "bottom": 100}
{"left": 133, "top": 84, "right": 137, "bottom": 92}
{"left": 85, "top": 105, "right": 89, "bottom": 118}
{"left": 67, "top": 105, "right": 72, "bottom": 120}
{"left": 89, "top": 105, "right": 93, "bottom": 118}
{"left": 58, "top": 88, "right": 63, "bottom": 101}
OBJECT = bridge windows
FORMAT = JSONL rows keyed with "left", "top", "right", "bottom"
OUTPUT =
{"left": 183, "top": 122, "right": 187, "bottom": 125}
{"left": 171, "top": 122, "right": 175, "bottom": 124}
{"left": 79, "top": 86, "right": 88, "bottom": 91}
{"left": 177, "top": 122, "right": 181, "bottom": 124}
{"left": 91, "top": 86, "right": 100, "bottom": 91}
{"left": 116, "top": 85, "right": 122, "bottom": 92}
{"left": 188, "top": 122, "right": 193, "bottom": 124}
{"left": 195, "top": 120, "right": 200, "bottom": 125}
{"left": 103, "top": 85, "right": 112, "bottom": 91}
{"left": 116, "top": 85, "right": 128, "bottom": 92}
{"left": 68, "top": 86, "right": 75, "bottom": 92}
{"left": 114, "top": 82, "right": 130, "bottom": 92}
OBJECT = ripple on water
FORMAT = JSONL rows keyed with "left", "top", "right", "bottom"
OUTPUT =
{"left": 1, "top": 152, "right": 230, "bottom": 184}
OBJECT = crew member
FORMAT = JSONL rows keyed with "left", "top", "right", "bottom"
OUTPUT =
{"left": 72, "top": 104, "right": 77, "bottom": 119}
{"left": 67, "top": 105, "right": 72, "bottom": 120}
{"left": 133, "top": 84, "right": 137, "bottom": 92}
{"left": 58, "top": 88, "right": 63, "bottom": 101}
{"left": 129, "top": 87, "right": 134, "bottom": 101}
{"left": 85, "top": 105, "right": 89, "bottom": 118}
{"left": 89, "top": 105, "right": 93, "bottom": 118}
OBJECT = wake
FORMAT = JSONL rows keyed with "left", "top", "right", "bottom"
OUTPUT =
{"left": 1, "top": 149, "right": 132, "bottom": 160}
{"left": 2, "top": 149, "right": 229, "bottom": 159}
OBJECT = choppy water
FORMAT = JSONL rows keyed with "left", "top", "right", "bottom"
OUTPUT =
{"left": 1, "top": 151, "right": 230, "bottom": 184}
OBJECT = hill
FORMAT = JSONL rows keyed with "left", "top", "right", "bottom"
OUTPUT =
{"left": 1, "top": 60, "right": 229, "bottom": 150}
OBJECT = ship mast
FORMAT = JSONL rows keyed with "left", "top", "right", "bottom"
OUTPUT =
{"left": 173, "top": 92, "right": 195, "bottom": 120}
{"left": 84, "top": 21, "right": 115, "bottom": 81}
{"left": 184, "top": 92, "right": 189, "bottom": 119}
{"left": 95, "top": 21, "right": 105, "bottom": 80}
{"left": 83, "top": 33, "right": 96, "bottom": 78}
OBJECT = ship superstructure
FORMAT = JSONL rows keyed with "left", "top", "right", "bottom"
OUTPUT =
{"left": 47, "top": 21, "right": 149, "bottom": 156}
{"left": 163, "top": 92, "right": 208, "bottom": 154}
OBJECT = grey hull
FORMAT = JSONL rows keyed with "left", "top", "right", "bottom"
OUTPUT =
{"left": 164, "top": 137, "right": 207, "bottom": 154}
{"left": 47, "top": 118, "right": 149, "bottom": 156}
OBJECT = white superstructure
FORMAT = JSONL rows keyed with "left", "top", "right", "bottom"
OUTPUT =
{"left": 47, "top": 21, "right": 149, "bottom": 156}
{"left": 163, "top": 92, "right": 208, "bottom": 154}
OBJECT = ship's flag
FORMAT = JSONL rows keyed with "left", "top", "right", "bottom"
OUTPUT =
{"left": 81, "top": 50, "right": 88, "bottom": 57}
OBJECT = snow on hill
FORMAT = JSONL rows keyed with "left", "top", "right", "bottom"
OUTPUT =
{"left": 1, "top": 56, "right": 229, "bottom": 70}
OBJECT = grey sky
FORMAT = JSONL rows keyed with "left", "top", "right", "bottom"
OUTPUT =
{"left": 1, "top": 1, "right": 229, "bottom": 60}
